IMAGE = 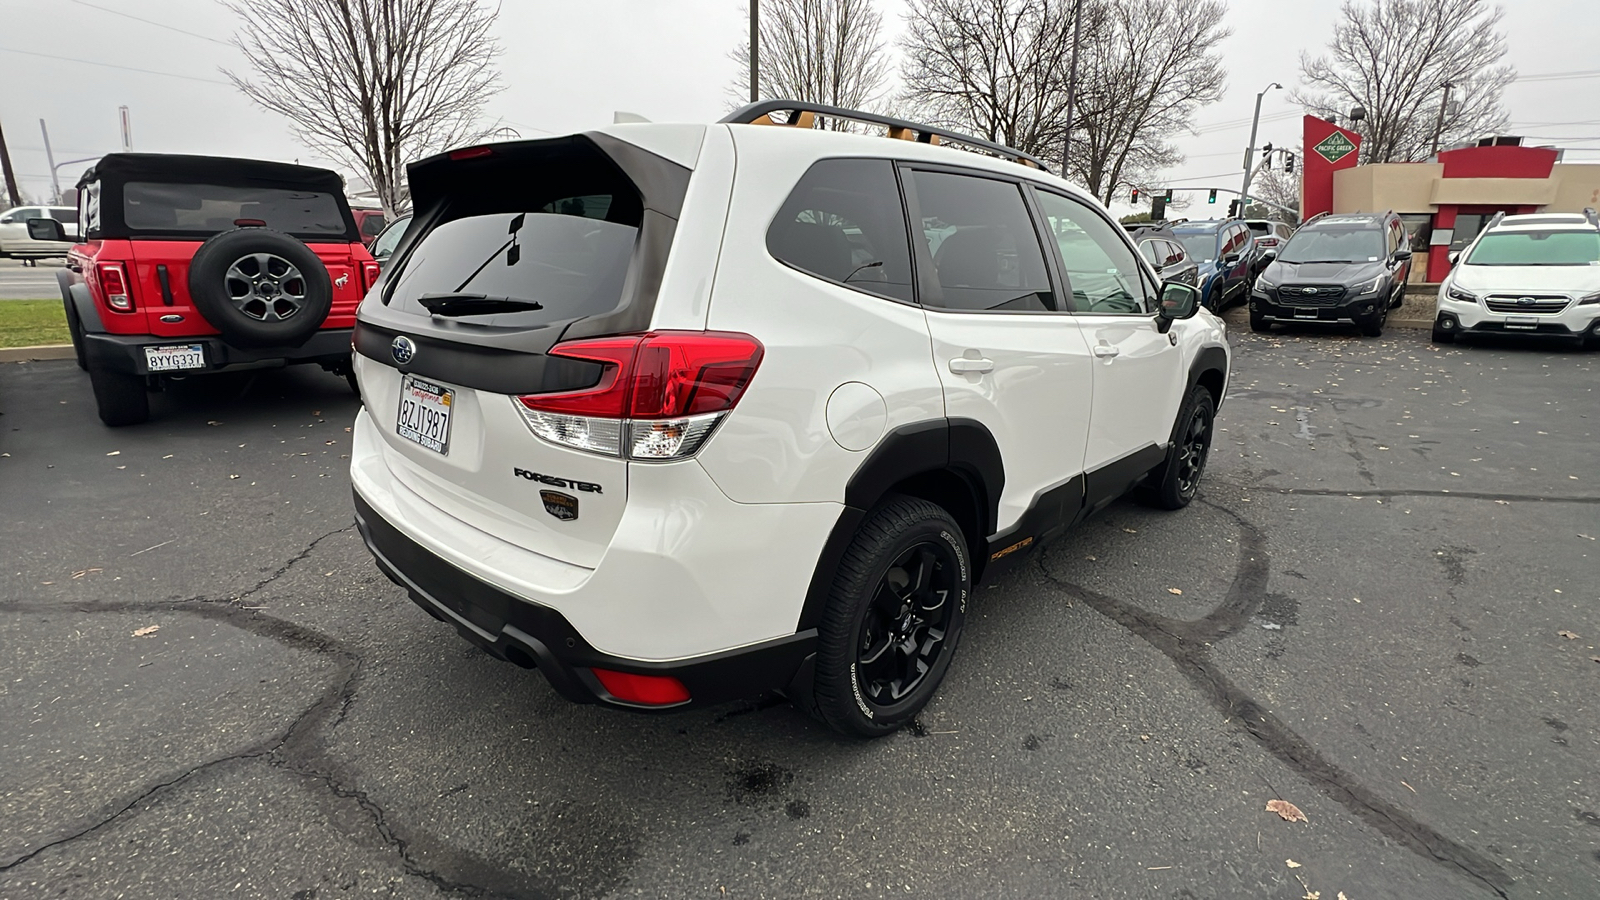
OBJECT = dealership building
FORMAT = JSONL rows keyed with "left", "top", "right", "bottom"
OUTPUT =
{"left": 1300, "top": 116, "right": 1600, "bottom": 282}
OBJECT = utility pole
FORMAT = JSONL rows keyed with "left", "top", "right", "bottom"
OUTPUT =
{"left": 1429, "top": 81, "right": 1454, "bottom": 157}
{"left": 119, "top": 105, "right": 133, "bottom": 152}
{"left": 1060, "top": 0, "right": 1084, "bottom": 174}
{"left": 1240, "top": 82, "right": 1281, "bottom": 215}
{"left": 749, "top": 0, "right": 760, "bottom": 104}
{"left": 0, "top": 115, "right": 21, "bottom": 207}
{"left": 40, "top": 120, "right": 62, "bottom": 205}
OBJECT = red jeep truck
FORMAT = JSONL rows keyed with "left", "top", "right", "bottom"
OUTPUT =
{"left": 32, "top": 154, "right": 378, "bottom": 426}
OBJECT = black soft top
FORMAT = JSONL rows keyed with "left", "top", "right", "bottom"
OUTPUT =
{"left": 76, "top": 153, "right": 359, "bottom": 242}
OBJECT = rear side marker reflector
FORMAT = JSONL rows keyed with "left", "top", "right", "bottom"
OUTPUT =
{"left": 591, "top": 668, "right": 691, "bottom": 705}
{"left": 516, "top": 331, "right": 763, "bottom": 461}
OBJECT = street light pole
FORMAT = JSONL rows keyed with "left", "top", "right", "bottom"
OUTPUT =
{"left": 749, "top": 0, "right": 760, "bottom": 104}
{"left": 1060, "top": 0, "right": 1084, "bottom": 175}
{"left": 1240, "top": 82, "right": 1281, "bottom": 216}
{"left": 40, "top": 120, "right": 62, "bottom": 205}
{"left": 0, "top": 115, "right": 21, "bottom": 207}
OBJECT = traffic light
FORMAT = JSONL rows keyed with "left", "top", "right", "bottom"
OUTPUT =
{"left": 1132, "top": 188, "right": 1141, "bottom": 204}
{"left": 1208, "top": 189, "right": 1217, "bottom": 204}
{"left": 1227, "top": 199, "right": 1242, "bottom": 218}
{"left": 1262, "top": 142, "right": 1273, "bottom": 155}
{"left": 1285, "top": 152, "right": 1296, "bottom": 173}
{"left": 1164, "top": 189, "right": 1174, "bottom": 201}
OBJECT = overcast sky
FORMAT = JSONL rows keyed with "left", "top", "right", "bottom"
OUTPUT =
{"left": 3, "top": 0, "right": 1597, "bottom": 211}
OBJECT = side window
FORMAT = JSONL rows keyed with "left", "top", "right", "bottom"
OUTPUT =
{"left": 1033, "top": 189, "right": 1149, "bottom": 315}
{"left": 1165, "top": 241, "right": 1186, "bottom": 267}
{"left": 908, "top": 169, "right": 1054, "bottom": 312}
{"left": 767, "top": 158, "right": 915, "bottom": 303}
{"left": 1139, "top": 240, "right": 1162, "bottom": 266}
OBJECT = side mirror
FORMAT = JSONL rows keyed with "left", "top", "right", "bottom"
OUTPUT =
{"left": 1222, "top": 253, "right": 1241, "bottom": 266}
{"left": 1448, "top": 251, "right": 1460, "bottom": 265}
{"left": 27, "top": 217, "right": 74, "bottom": 243}
{"left": 1157, "top": 282, "right": 1201, "bottom": 331}
{"left": 1391, "top": 249, "right": 1412, "bottom": 263}
{"left": 1262, "top": 249, "right": 1278, "bottom": 261}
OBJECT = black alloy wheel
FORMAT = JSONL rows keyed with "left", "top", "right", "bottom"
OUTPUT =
{"left": 225, "top": 252, "right": 309, "bottom": 322}
{"left": 813, "top": 496, "right": 971, "bottom": 737}
{"left": 1147, "top": 386, "right": 1215, "bottom": 510}
{"left": 1361, "top": 303, "right": 1387, "bottom": 337}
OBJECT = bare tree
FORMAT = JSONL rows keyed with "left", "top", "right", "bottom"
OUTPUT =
{"left": 1296, "top": 0, "right": 1513, "bottom": 163}
{"left": 223, "top": 0, "right": 503, "bottom": 215}
{"left": 729, "top": 0, "right": 890, "bottom": 120}
{"left": 899, "top": 0, "right": 1076, "bottom": 158}
{"left": 1066, "top": 0, "right": 1228, "bottom": 205}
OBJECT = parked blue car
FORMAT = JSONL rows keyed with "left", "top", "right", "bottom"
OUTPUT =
{"left": 1172, "top": 219, "right": 1259, "bottom": 311}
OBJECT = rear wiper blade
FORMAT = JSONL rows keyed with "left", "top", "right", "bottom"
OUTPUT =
{"left": 417, "top": 293, "right": 543, "bottom": 317}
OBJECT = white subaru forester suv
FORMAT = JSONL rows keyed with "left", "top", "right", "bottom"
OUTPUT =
{"left": 349, "top": 102, "right": 1231, "bottom": 737}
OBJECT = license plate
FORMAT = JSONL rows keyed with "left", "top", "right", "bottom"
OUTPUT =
{"left": 143, "top": 344, "right": 205, "bottom": 372}
{"left": 1294, "top": 309, "right": 1320, "bottom": 319}
{"left": 1504, "top": 315, "right": 1538, "bottom": 328}
{"left": 396, "top": 374, "right": 453, "bottom": 455}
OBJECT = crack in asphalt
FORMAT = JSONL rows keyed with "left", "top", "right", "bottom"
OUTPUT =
{"left": 0, "top": 534, "right": 520, "bottom": 899}
{"left": 1209, "top": 477, "right": 1600, "bottom": 505}
{"left": 1036, "top": 497, "right": 1516, "bottom": 898}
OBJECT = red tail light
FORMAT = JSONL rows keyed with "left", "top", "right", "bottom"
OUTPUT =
{"left": 515, "top": 332, "right": 763, "bottom": 460}
{"left": 97, "top": 262, "right": 133, "bottom": 311}
{"left": 449, "top": 146, "right": 495, "bottom": 160}
{"left": 360, "top": 261, "right": 381, "bottom": 291}
{"left": 591, "top": 668, "right": 691, "bottom": 706}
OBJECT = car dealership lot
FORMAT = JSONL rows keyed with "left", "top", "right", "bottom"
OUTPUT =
{"left": 1, "top": 332, "right": 1596, "bottom": 899}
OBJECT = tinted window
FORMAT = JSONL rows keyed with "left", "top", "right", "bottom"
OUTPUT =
{"left": 1034, "top": 190, "right": 1148, "bottom": 315}
{"left": 1164, "top": 242, "right": 1187, "bottom": 267}
{"left": 911, "top": 170, "right": 1052, "bottom": 312}
{"left": 1278, "top": 227, "right": 1386, "bottom": 263}
{"left": 1449, "top": 214, "right": 1488, "bottom": 253}
{"left": 361, "top": 213, "right": 387, "bottom": 235}
{"left": 47, "top": 208, "right": 75, "bottom": 224}
{"left": 386, "top": 197, "right": 637, "bottom": 323}
{"left": 767, "top": 159, "right": 914, "bottom": 303}
{"left": 371, "top": 215, "right": 411, "bottom": 259}
{"left": 1466, "top": 230, "right": 1600, "bottom": 266}
{"left": 1139, "top": 240, "right": 1162, "bottom": 265}
{"left": 124, "top": 182, "right": 347, "bottom": 237}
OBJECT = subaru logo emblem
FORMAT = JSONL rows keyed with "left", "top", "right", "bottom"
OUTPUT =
{"left": 390, "top": 335, "right": 416, "bottom": 365}
{"left": 1302, "top": 287, "right": 1318, "bottom": 294}
{"left": 1517, "top": 297, "right": 1535, "bottom": 306}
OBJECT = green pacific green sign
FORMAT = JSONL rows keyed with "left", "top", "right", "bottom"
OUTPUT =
{"left": 1313, "top": 131, "right": 1357, "bottom": 164}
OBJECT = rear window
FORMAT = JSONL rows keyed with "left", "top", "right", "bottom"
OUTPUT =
{"left": 124, "top": 182, "right": 347, "bottom": 237}
{"left": 1466, "top": 230, "right": 1600, "bottom": 266}
{"left": 384, "top": 193, "right": 638, "bottom": 322}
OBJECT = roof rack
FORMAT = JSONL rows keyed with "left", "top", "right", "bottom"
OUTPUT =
{"left": 720, "top": 100, "right": 1053, "bottom": 174}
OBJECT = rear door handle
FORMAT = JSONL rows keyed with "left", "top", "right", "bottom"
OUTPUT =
{"left": 948, "top": 357, "right": 994, "bottom": 374}
{"left": 1092, "top": 344, "right": 1121, "bottom": 359}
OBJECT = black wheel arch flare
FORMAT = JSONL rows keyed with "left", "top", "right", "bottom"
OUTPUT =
{"left": 796, "top": 418, "right": 1002, "bottom": 631}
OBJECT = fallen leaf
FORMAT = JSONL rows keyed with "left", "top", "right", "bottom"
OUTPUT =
{"left": 312, "top": 410, "right": 321, "bottom": 416}
{"left": 1286, "top": 859, "right": 1302, "bottom": 868}
{"left": 1590, "top": 657, "right": 1599, "bottom": 664}
{"left": 1338, "top": 893, "right": 1350, "bottom": 900}
{"left": 1123, "top": 528, "right": 1137, "bottom": 534}
{"left": 1167, "top": 588, "right": 1183, "bottom": 595}
{"left": 1580, "top": 534, "right": 1595, "bottom": 541}
{"left": 1267, "top": 799, "right": 1308, "bottom": 823}
{"left": 106, "top": 450, "right": 120, "bottom": 456}
{"left": 132, "top": 625, "right": 160, "bottom": 637}
{"left": 229, "top": 474, "right": 240, "bottom": 480}
{"left": 207, "top": 420, "right": 222, "bottom": 426}
{"left": 1558, "top": 630, "right": 1580, "bottom": 640}
{"left": 163, "top": 454, "right": 174, "bottom": 459}
{"left": 1085, "top": 555, "right": 1097, "bottom": 561}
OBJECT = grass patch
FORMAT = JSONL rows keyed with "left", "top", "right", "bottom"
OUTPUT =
{"left": 0, "top": 300, "right": 69, "bottom": 348}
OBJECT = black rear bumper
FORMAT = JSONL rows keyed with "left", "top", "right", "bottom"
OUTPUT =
{"left": 352, "top": 491, "right": 817, "bottom": 711}
{"left": 83, "top": 329, "right": 353, "bottom": 376}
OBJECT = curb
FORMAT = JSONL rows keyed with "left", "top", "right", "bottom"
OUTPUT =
{"left": 0, "top": 344, "right": 75, "bottom": 363}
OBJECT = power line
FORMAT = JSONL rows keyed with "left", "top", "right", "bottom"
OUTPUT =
{"left": 1511, "top": 69, "right": 1600, "bottom": 83}
{"left": 0, "top": 47, "right": 232, "bottom": 85}
{"left": 67, "top": 0, "right": 232, "bottom": 46}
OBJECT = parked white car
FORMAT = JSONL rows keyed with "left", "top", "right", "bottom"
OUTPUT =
{"left": 349, "top": 102, "right": 1231, "bottom": 736}
{"left": 0, "top": 205, "right": 76, "bottom": 262}
{"left": 1434, "top": 211, "right": 1600, "bottom": 346}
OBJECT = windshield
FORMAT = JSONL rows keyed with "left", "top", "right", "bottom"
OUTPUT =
{"left": 1176, "top": 234, "right": 1216, "bottom": 262}
{"left": 1278, "top": 227, "right": 1384, "bottom": 264}
{"left": 123, "top": 182, "right": 347, "bottom": 237}
{"left": 1465, "top": 230, "right": 1600, "bottom": 266}
{"left": 386, "top": 197, "right": 636, "bottom": 322}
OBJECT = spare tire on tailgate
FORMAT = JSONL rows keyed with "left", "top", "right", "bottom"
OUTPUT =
{"left": 188, "top": 227, "right": 333, "bottom": 348}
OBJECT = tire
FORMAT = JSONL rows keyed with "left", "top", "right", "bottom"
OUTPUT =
{"left": 813, "top": 495, "right": 971, "bottom": 738}
{"left": 1250, "top": 311, "right": 1271, "bottom": 333}
{"left": 63, "top": 295, "right": 88, "bottom": 371}
{"left": 1360, "top": 304, "right": 1387, "bottom": 337}
{"left": 187, "top": 228, "right": 333, "bottom": 349}
{"left": 1390, "top": 281, "right": 1407, "bottom": 310}
{"left": 88, "top": 366, "right": 149, "bottom": 427}
{"left": 1146, "top": 386, "right": 1215, "bottom": 510}
{"left": 1431, "top": 326, "right": 1456, "bottom": 344}
{"left": 345, "top": 369, "right": 361, "bottom": 398}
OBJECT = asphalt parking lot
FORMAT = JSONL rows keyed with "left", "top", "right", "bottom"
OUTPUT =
{"left": 0, "top": 258, "right": 65, "bottom": 301}
{"left": 1, "top": 329, "right": 1596, "bottom": 899}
